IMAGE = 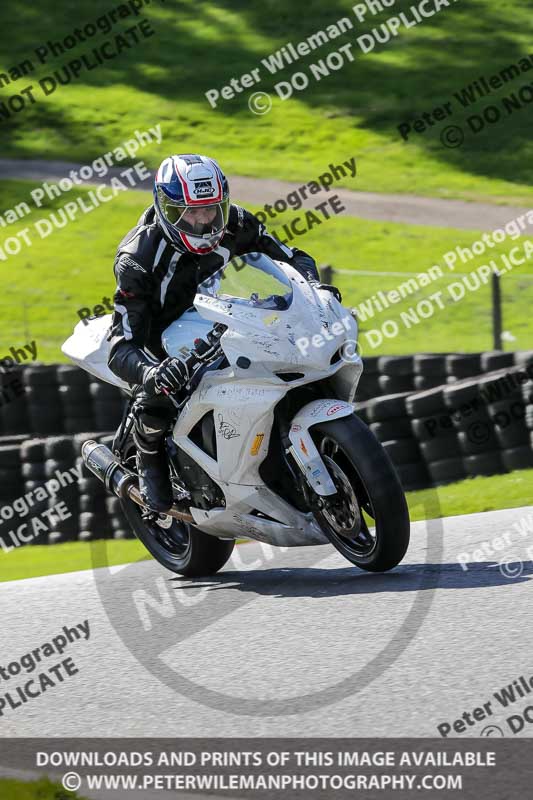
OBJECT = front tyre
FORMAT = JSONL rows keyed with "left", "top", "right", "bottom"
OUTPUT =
{"left": 311, "top": 415, "right": 410, "bottom": 571}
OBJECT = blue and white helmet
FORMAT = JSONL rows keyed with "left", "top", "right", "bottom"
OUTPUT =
{"left": 154, "top": 154, "right": 230, "bottom": 254}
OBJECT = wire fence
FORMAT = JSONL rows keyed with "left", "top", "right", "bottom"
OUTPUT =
{"left": 328, "top": 268, "right": 533, "bottom": 280}
{"left": 1, "top": 266, "right": 533, "bottom": 353}
{"left": 320, "top": 265, "right": 533, "bottom": 352}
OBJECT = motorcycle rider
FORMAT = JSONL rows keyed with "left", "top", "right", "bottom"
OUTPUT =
{"left": 107, "top": 154, "right": 341, "bottom": 513}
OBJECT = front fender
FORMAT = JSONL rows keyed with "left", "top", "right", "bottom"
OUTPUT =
{"left": 288, "top": 399, "right": 354, "bottom": 496}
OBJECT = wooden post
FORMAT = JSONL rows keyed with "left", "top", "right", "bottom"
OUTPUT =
{"left": 492, "top": 271, "right": 502, "bottom": 351}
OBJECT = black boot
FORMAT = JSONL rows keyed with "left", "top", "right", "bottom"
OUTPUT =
{"left": 136, "top": 447, "right": 173, "bottom": 513}
{"left": 134, "top": 411, "right": 174, "bottom": 513}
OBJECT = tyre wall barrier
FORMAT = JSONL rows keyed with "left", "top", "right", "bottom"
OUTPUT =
{"left": 356, "top": 350, "right": 517, "bottom": 400}
{"left": 0, "top": 352, "right": 531, "bottom": 546}
{"left": 356, "top": 350, "right": 533, "bottom": 489}
{"left": 0, "top": 363, "right": 126, "bottom": 437}
{"left": 0, "top": 432, "right": 133, "bottom": 546}
{"left": 0, "top": 353, "right": 523, "bottom": 435}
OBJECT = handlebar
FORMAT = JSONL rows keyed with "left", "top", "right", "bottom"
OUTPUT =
{"left": 184, "top": 322, "right": 227, "bottom": 375}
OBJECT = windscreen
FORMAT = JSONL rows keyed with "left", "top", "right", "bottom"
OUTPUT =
{"left": 198, "top": 252, "right": 293, "bottom": 310}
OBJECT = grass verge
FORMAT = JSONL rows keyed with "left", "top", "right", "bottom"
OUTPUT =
{"left": 1, "top": 180, "right": 532, "bottom": 359}
{"left": 1, "top": 1, "right": 533, "bottom": 204}
{"left": 407, "top": 468, "right": 533, "bottom": 520}
{"left": 1, "top": 470, "right": 531, "bottom": 584}
{"left": 0, "top": 777, "right": 85, "bottom": 800}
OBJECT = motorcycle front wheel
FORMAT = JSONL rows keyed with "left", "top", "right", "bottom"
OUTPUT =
{"left": 310, "top": 414, "right": 410, "bottom": 572}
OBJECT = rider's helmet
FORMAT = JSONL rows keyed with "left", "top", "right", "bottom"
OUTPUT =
{"left": 153, "top": 154, "right": 230, "bottom": 254}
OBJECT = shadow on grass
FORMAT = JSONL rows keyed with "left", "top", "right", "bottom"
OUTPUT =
{"left": 0, "top": 0, "right": 531, "bottom": 187}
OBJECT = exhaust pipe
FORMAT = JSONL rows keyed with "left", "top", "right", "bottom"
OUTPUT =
{"left": 81, "top": 441, "right": 194, "bottom": 524}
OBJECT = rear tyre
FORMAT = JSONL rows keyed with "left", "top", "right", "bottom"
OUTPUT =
{"left": 120, "top": 498, "right": 235, "bottom": 577}
{"left": 311, "top": 415, "right": 410, "bottom": 572}
{"left": 119, "top": 441, "right": 235, "bottom": 577}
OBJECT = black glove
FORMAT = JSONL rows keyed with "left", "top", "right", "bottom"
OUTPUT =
{"left": 310, "top": 281, "right": 342, "bottom": 303}
{"left": 143, "top": 357, "right": 189, "bottom": 396}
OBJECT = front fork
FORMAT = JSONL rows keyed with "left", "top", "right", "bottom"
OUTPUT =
{"left": 282, "top": 399, "right": 356, "bottom": 503}
{"left": 278, "top": 418, "right": 332, "bottom": 515}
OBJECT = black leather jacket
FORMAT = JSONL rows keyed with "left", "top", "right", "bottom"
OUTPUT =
{"left": 107, "top": 203, "right": 319, "bottom": 385}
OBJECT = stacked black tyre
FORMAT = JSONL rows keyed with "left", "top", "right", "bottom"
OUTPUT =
{"left": 445, "top": 353, "right": 482, "bottom": 384}
{"left": 57, "top": 365, "right": 94, "bottom": 434}
{"left": 105, "top": 496, "right": 133, "bottom": 540}
{"left": 377, "top": 356, "right": 415, "bottom": 395}
{"left": 442, "top": 376, "right": 505, "bottom": 478}
{"left": 2, "top": 363, "right": 127, "bottom": 437}
{"left": 2, "top": 431, "right": 135, "bottom": 544}
{"left": 414, "top": 353, "right": 449, "bottom": 391}
{"left": 90, "top": 381, "right": 125, "bottom": 432}
{"left": 481, "top": 351, "right": 515, "bottom": 373}
{"left": 20, "top": 438, "right": 48, "bottom": 544}
{"left": 514, "top": 351, "right": 533, "bottom": 369}
{"left": 356, "top": 356, "right": 380, "bottom": 400}
{"left": 73, "top": 433, "right": 132, "bottom": 541}
{"left": 0, "top": 365, "right": 28, "bottom": 435}
{"left": 526, "top": 379, "right": 533, "bottom": 457}
{"left": 0, "top": 441, "right": 24, "bottom": 507}
{"left": 44, "top": 436, "right": 80, "bottom": 544}
{"left": 357, "top": 392, "right": 429, "bottom": 490}
{"left": 517, "top": 353, "right": 533, "bottom": 457}
{"left": 407, "top": 387, "right": 465, "bottom": 484}
{"left": 484, "top": 371, "right": 531, "bottom": 472}
{"left": 498, "top": 352, "right": 533, "bottom": 472}
{"left": 23, "top": 365, "right": 63, "bottom": 435}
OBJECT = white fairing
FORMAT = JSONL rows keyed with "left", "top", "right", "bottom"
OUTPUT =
{"left": 61, "top": 314, "right": 130, "bottom": 391}
{"left": 164, "top": 255, "right": 363, "bottom": 547}
{"left": 61, "top": 253, "right": 364, "bottom": 548}
{"left": 287, "top": 400, "right": 355, "bottom": 496}
{"left": 161, "top": 307, "right": 213, "bottom": 358}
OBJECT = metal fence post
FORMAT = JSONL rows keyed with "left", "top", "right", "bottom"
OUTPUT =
{"left": 320, "top": 264, "right": 333, "bottom": 284}
{"left": 492, "top": 271, "right": 502, "bottom": 351}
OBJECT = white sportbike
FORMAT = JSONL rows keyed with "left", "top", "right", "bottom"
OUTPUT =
{"left": 63, "top": 253, "right": 409, "bottom": 576}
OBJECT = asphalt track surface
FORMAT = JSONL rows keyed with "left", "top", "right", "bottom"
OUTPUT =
{"left": 1, "top": 505, "right": 532, "bottom": 741}
{"left": 0, "top": 158, "right": 530, "bottom": 231}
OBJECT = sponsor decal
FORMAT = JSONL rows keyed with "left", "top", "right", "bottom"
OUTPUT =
{"left": 291, "top": 424, "right": 302, "bottom": 432}
{"left": 263, "top": 313, "right": 280, "bottom": 326}
{"left": 119, "top": 255, "right": 146, "bottom": 273}
{"left": 250, "top": 433, "right": 265, "bottom": 456}
{"left": 87, "top": 455, "right": 105, "bottom": 480}
{"left": 326, "top": 403, "right": 350, "bottom": 417}
{"left": 217, "top": 413, "right": 240, "bottom": 440}
{"left": 299, "top": 438, "right": 309, "bottom": 456}
{"left": 192, "top": 179, "right": 216, "bottom": 198}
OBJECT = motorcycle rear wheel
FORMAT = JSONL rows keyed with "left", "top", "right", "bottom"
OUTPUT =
{"left": 311, "top": 415, "right": 410, "bottom": 572}
{"left": 119, "top": 443, "right": 235, "bottom": 577}
{"left": 120, "top": 498, "right": 236, "bottom": 577}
